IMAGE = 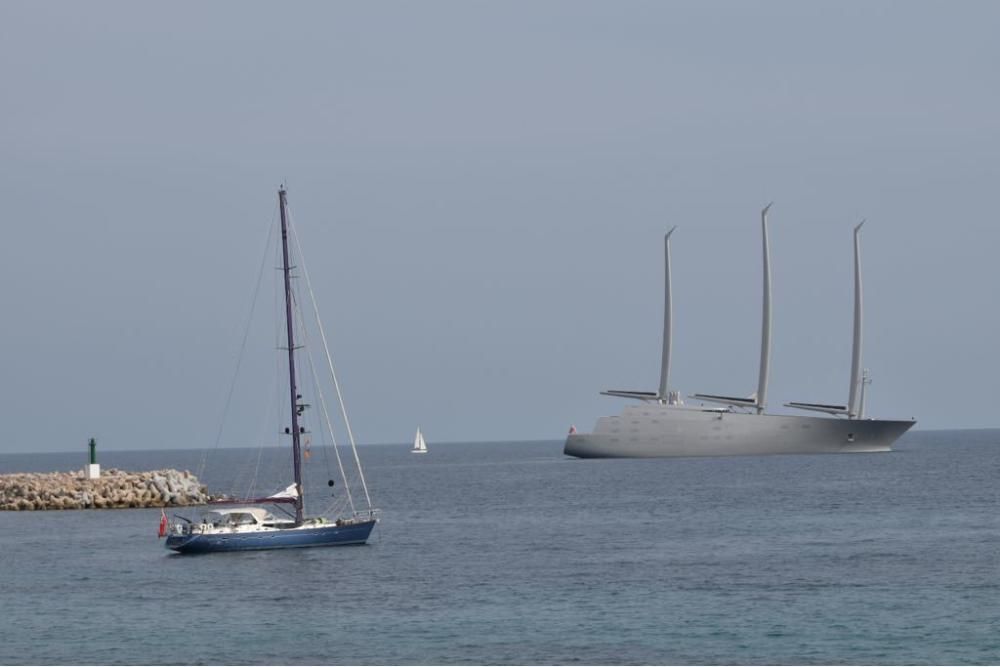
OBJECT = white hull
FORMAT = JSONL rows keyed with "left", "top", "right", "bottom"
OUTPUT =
{"left": 411, "top": 450, "right": 428, "bottom": 454}
{"left": 564, "top": 404, "right": 915, "bottom": 458}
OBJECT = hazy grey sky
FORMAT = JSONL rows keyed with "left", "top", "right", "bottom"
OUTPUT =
{"left": 2, "top": 1, "right": 998, "bottom": 452}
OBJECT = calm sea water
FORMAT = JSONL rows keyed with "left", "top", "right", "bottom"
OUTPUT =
{"left": 1, "top": 430, "right": 998, "bottom": 665}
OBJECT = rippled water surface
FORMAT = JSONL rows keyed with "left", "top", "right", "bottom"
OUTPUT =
{"left": 1, "top": 430, "right": 998, "bottom": 665}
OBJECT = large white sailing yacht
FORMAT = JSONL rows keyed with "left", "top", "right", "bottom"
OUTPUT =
{"left": 564, "top": 206, "right": 915, "bottom": 459}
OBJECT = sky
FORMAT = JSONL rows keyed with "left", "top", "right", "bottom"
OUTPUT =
{"left": 1, "top": 1, "right": 998, "bottom": 453}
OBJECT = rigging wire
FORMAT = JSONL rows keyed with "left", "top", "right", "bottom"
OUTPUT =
{"left": 290, "top": 286, "right": 357, "bottom": 514}
{"left": 271, "top": 230, "right": 291, "bottom": 498}
{"left": 241, "top": 358, "right": 280, "bottom": 500}
{"left": 198, "top": 204, "right": 278, "bottom": 481}
{"left": 286, "top": 204, "right": 375, "bottom": 512}
{"left": 294, "top": 332, "right": 356, "bottom": 518}
{"left": 225, "top": 221, "right": 284, "bottom": 501}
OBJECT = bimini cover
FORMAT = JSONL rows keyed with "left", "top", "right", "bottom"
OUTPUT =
{"left": 205, "top": 507, "right": 272, "bottom": 524}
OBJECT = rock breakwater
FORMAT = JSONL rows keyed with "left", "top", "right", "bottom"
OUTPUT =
{"left": 0, "top": 468, "right": 209, "bottom": 511}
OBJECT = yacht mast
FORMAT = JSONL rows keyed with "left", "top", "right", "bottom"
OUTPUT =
{"left": 279, "top": 187, "right": 305, "bottom": 525}
{"left": 756, "top": 203, "right": 773, "bottom": 414}
{"left": 690, "top": 204, "right": 775, "bottom": 412}
{"left": 847, "top": 221, "right": 865, "bottom": 418}
{"left": 657, "top": 227, "right": 677, "bottom": 403}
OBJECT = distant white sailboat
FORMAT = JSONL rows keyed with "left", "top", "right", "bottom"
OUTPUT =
{"left": 411, "top": 428, "right": 428, "bottom": 454}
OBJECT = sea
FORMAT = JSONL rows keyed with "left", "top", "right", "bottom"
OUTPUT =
{"left": 0, "top": 429, "right": 998, "bottom": 666}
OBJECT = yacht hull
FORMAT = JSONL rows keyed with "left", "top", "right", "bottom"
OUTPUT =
{"left": 165, "top": 519, "right": 376, "bottom": 554}
{"left": 564, "top": 405, "right": 915, "bottom": 458}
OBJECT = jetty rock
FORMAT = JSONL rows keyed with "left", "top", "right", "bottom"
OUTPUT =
{"left": 0, "top": 468, "right": 210, "bottom": 511}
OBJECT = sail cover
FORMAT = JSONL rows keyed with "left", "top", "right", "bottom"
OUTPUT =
{"left": 266, "top": 484, "right": 299, "bottom": 500}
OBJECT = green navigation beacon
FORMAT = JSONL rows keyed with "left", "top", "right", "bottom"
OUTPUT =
{"left": 85, "top": 437, "right": 100, "bottom": 479}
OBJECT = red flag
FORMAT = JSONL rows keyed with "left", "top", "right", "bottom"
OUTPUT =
{"left": 158, "top": 509, "right": 168, "bottom": 538}
{"left": 568, "top": 425, "right": 577, "bottom": 435}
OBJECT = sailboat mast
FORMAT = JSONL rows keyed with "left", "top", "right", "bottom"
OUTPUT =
{"left": 756, "top": 203, "right": 773, "bottom": 415}
{"left": 848, "top": 221, "right": 865, "bottom": 419}
{"left": 658, "top": 227, "right": 676, "bottom": 403}
{"left": 279, "top": 187, "right": 305, "bottom": 525}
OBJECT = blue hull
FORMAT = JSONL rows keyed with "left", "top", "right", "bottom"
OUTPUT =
{"left": 165, "top": 520, "right": 376, "bottom": 554}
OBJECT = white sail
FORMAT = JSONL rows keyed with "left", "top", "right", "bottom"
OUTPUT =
{"left": 412, "top": 428, "right": 428, "bottom": 453}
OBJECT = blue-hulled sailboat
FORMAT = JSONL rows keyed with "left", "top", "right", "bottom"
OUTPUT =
{"left": 164, "top": 187, "right": 378, "bottom": 554}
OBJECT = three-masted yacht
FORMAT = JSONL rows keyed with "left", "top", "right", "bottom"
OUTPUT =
{"left": 565, "top": 206, "right": 916, "bottom": 458}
